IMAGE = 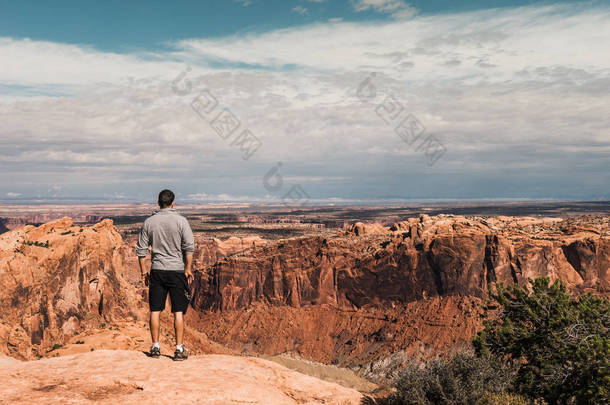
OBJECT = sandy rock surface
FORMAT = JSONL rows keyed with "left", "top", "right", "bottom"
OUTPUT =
{"left": 0, "top": 350, "right": 362, "bottom": 405}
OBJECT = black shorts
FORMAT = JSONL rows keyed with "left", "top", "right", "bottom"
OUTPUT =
{"left": 148, "top": 270, "right": 189, "bottom": 313}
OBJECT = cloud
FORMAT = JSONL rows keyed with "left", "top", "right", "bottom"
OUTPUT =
{"left": 186, "top": 192, "right": 271, "bottom": 202}
{"left": 173, "top": 5, "right": 610, "bottom": 80}
{"left": 47, "top": 185, "right": 62, "bottom": 197}
{"left": 6, "top": 192, "right": 21, "bottom": 198}
{"left": 234, "top": 0, "right": 253, "bottom": 6}
{"left": 292, "top": 6, "right": 309, "bottom": 15}
{"left": 1, "top": 4, "right": 609, "bottom": 200}
{"left": 351, "top": 0, "right": 417, "bottom": 19}
{"left": 0, "top": 37, "right": 189, "bottom": 88}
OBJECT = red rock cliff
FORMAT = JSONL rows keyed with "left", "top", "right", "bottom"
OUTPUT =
{"left": 0, "top": 218, "right": 143, "bottom": 359}
{"left": 191, "top": 215, "right": 609, "bottom": 313}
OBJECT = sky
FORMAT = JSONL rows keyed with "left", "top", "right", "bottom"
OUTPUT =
{"left": 0, "top": 0, "right": 609, "bottom": 204}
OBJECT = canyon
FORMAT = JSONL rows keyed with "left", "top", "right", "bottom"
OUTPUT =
{"left": 186, "top": 214, "right": 610, "bottom": 368}
{"left": 1, "top": 211, "right": 608, "bottom": 372}
{"left": 1, "top": 206, "right": 609, "bottom": 402}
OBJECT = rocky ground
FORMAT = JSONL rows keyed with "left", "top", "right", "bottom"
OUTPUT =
{"left": 0, "top": 350, "right": 362, "bottom": 404}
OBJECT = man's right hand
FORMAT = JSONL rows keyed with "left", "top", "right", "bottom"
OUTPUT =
{"left": 185, "top": 269, "right": 194, "bottom": 284}
{"left": 142, "top": 272, "right": 149, "bottom": 287}
{"left": 184, "top": 253, "right": 194, "bottom": 284}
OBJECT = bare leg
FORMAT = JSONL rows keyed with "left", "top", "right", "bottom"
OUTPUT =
{"left": 150, "top": 311, "right": 161, "bottom": 343}
{"left": 173, "top": 311, "right": 184, "bottom": 346}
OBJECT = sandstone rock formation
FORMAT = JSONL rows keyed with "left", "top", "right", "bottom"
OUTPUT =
{"left": 0, "top": 350, "right": 362, "bottom": 404}
{"left": 0, "top": 218, "right": 146, "bottom": 359}
{"left": 343, "top": 221, "right": 387, "bottom": 237}
{"left": 188, "top": 214, "right": 609, "bottom": 365}
{"left": 190, "top": 296, "right": 483, "bottom": 367}
{"left": 193, "top": 214, "right": 609, "bottom": 312}
{"left": 2, "top": 214, "right": 609, "bottom": 370}
{"left": 0, "top": 214, "right": 105, "bottom": 233}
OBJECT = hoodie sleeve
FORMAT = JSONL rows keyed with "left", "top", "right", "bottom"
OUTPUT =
{"left": 135, "top": 221, "right": 151, "bottom": 257}
{"left": 181, "top": 217, "right": 195, "bottom": 254}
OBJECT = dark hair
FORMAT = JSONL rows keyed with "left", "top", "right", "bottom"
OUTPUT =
{"left": 158, "top": 189, "right": 175, "bottom": 208}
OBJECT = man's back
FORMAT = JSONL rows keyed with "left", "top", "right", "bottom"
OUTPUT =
{"left": 138, "top": 190, "right": 194, "bottom": 361}
{"left": 136, "top": 208, "right": 194, "bottom": 271}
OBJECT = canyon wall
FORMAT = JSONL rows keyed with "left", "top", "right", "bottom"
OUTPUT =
{"left": 0, "top": 218, "right": 144, "bottom": 359}
{"left": 2, "top": 214, "right": 608, "bottom": 366}
{"left": 191, "top": 215, "right": 609, "bottom": 312}
{"left": 185, "top": 214, "right": 609, "bottom": 365}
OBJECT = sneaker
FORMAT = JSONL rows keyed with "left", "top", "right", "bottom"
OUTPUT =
{"left": 150, "top": 346, "right": 161, "bottom": 358}
{"left": 173, "top": 347, "right": 188, "bottom": 361}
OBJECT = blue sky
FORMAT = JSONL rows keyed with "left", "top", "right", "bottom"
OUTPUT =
{"left": 1, "top": 0, "right": 589, "bottom": 51}
{"left": 0, "top": 0, "right": 609, "bottom": 203}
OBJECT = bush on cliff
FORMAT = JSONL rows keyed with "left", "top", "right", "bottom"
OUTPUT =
{"left": 362, "top": 351, "right": 520, "bottom": 405}
{"left": 474, "top": 277, "right": 610, "bottom": 404}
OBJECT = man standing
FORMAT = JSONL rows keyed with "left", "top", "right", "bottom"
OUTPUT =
{"left": 136, "top": 189, "right": 194, "bottom": 361}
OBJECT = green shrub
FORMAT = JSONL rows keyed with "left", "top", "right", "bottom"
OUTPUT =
{"left": 474, "top": 277, "right": 610, "bottom": 404}
{"left": 363, "top": 351, "right": 518, "bottom": 405}
{"left": 480, "top": 393, "right": 549, "bottom": 405}
{"left": 478, "top": 392, "right": 542, "bottom": 405}
{"left": 23, "top": 240, "right": 50, "bottom": 248}
{"left": 47, "top": 343, "right": 63, "bottom": 352}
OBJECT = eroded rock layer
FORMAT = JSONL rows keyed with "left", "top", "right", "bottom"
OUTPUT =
{"left": 2, "top": 214, "right": 608, "bottom": 366}
{"left": 0, "top": 218, "right": 143, "bottom": 359}
{"left": 192, "top": 215, "right": 609, "bottom": 313}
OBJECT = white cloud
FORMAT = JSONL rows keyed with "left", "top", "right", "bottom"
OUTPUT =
{"left": 173, "top": 5, "right": 610, "bottom": 81}
{"left": 351, "top": 0, "right": 417, "bottom": 19}
{"left": 292, "top": 6, "right": 309, "bottom": 15}
{"left": 6, "top": 192, "right": 21, "bottom": 198}
{"left": 186, "top": 193, "right": 271, "bottom": 202}
{"left": 47, "top": 185, "right": 62, "bottom": 197}
{"left": 0, "top": 38, "right": 194, "bottom": 88}
{"left": 1, "top": 4, "right": 609, "bottom": 199}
